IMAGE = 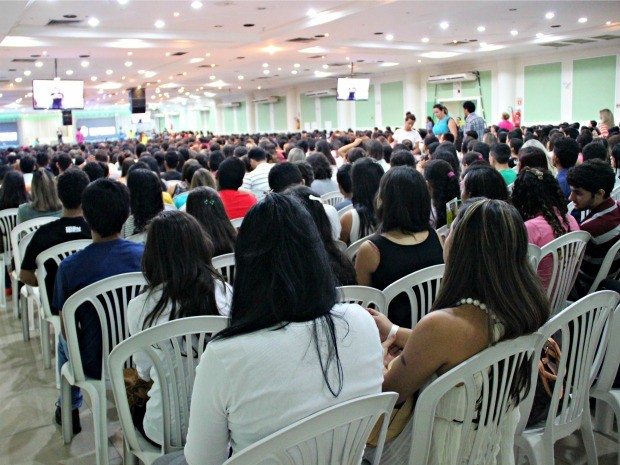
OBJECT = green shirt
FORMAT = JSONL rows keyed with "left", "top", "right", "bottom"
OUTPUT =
{"left": 500, "top": 169, "right": 517, "bottom": 186}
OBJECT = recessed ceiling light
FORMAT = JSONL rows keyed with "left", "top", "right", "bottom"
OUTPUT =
{"left": 88, "top": 17, "right": 100, "bottom": 27}
{"left": 154, "top": 20, "right": 165, "bottom": 28}
{"left": 106, "top": 69, "right": 113, "bottom": 75}
{"left": 118, "top": 0, "right": 129, "bottom": 4}
{"left": 191, "top": 1, "right": 203, "bottom": 9}
{"left": 138, "top": 69, "right": 145, "bottom": 74}
{"left": 65, "top": 70, "right": 73, "bottom": 75}
{"left": 205, "top": 52, "right": 211, "bottom": 56}
{"left": 125, "top": 61, "right": 133, "bottom": 67}
{"left": 81, "top": 61, "right": 89, "bottom": 67}
{"left": 263, "top": 45, "right": 282, "bottom": 54}
{"left": 440, "top": 21, "right": 449, "bottom": 30}
{"left": 421, "top": 37, "right": 430, "bottom": 43}
{"left": 385, "top": 34, "right": 394, "bottom": 41}
{"left": 536, "top": 32, "right": 545, "bottom": 38}
{"left": 606, "top": 21, "right": 612, "bottom": 25}
{"left": 127, "top": 51, "right": 133, "bottom": 56}
{"left": 173, "top": 12, "right": 180, "bottom": 17}
{"left": 23, "top": 70, "right": 31, "bottom": 76}
{"left": 307, "top": 8, "right": 317, "bottom": 16}
{"left": 35, "top": 61, "right": 43, "bottom": 67}
{"left": 322, "top": 64, "right": 328, "bottom": 69}
{"left": 190, "top": 58, "right": 204, "bottom": 63}
{"left": 237, "top": 86, "right": 242, "bottom": 90}
{"left": 546, "top": 12, "right": 555, "bottom": 19}
{"left": 257, "top": 86, "right": 261, "bottom": 90}
{"left": 262, "top": 63, "right": 269, "bottom": 68}
{"left": 263, "top": 69, "right": 270, "bottom": 74}
{"left": 380, "top": 62, "right": 399, "bottom": 67}
{"left": 91, "top": 76, "right": 97, "bottom": 81}
{"left": 211, "top": 64, "right": 216, "bottom": 68}
{"left": 182, "top": 71, "right": 187, "bottom": 76}
{"left": 477, "top": 26, "right": 486, "bottom": 32}
{"left": 417, "top": 59, "right": 422, "bottom": 63}
{"left": 578, "top": 17, "right": 588, "bottom": 23}
{"left": 480, "top": 42, "right": 487, "bottom": 47}
{"left": 277, "top": 67, "right": 282, "bottom": 71}
{"left": 293, "top": 63, "right": 300, "bottom": 68}
{"left": 209, "top": 75, "right": 216, "bottom": 80}
{"left": 238, "top": 75, "right": 244, "bottom": 80}
{"left": 291, "top": 70, "right": 298, "bottom": 74}
{"left": 42, "top": 51, "right": 47, "bottom": 55}
{"left": 510, "top": 30, "right": 518, "bottom": 36}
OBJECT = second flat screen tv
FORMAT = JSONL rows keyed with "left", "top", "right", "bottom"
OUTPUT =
{"left": 336, "top": 78, "right": 370, "bottom": 101}
{"left": 32, "top": 79, "right": 85, "bottom": 110}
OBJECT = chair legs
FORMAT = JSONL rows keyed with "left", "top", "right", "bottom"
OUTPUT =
{"left": 581, "top": 412, "right": 600, "bottom": 465}
{"left": 88, "top": 382, "right": 109, "bottom": 465}
{"left": 11, "top": 273, "right": 18, "bottom": 319}
{"left": 0, "top": 260, "right": 6, "bottom": 310}
{"left": 40, "top": 319, "right": 51, "bottom": 368}
{"left": 61, "top": 371, "right": 73, "bottom": 445}
{"left": 123, "top": 436, "right": 138, "bottom": 465}
{"left": 20, "top": 295, "right": 29, "bottom": 341}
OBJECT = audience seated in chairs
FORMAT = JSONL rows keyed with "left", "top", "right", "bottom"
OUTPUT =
{"left": 424, "top": 160, "right": 460, "bottom": 228}
{"left": 215, "top": 157, "right": 257, "bottom": 220}
{"left": 364, "top": 198, "right": 549, "bottom": 464}
{"left": 356, "top": 166, "right": 444, "bottom": 328}
{"left": 53, "top": 179, "right": 144, "bottom": 433}
{"left": 127, "top": 210, "right": 232, "bottom": 445}
{"left": 122, "top": 169, "right": 164, "bottom": 239}
{"left": 17, "top": 168, "right": 62, "bottom": 224}
{"left": 460, "top": 164, "right": 509, "bottom": 201}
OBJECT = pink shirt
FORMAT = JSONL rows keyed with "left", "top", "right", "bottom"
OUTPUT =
{"left": 526, "top": 213, "right": 579, "bottom": 290}
{"left": 498, "top": 120, "right": 514, "bottom": 131}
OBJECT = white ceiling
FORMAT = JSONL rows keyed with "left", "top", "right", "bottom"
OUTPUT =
{"left": 0, "top": 0, "right": 618, "bottom": 112}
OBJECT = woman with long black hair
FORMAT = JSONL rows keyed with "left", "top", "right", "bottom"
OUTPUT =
{"left": 183, "top": 194, "right": 383, "bottom": 464}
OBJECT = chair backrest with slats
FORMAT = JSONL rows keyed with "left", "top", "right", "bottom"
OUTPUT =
{"left": 539, "top": 230, "right": 590, "bottom": 315}
{"left": 587, "top": 239, "right": 620, "bottom": 293}
{"left": 338, "top": 204, "right": 354, "bottom": 218}
{"left": 62, "top": 272, "right": 147, "bottom": 382}
{"left": 527, "top": 244, "right": 542, "bottom": 271}
{"left": 34, "top": 239, "right": 92, "bottom": 321}
{"left": 10, "top": 216, "right": 59, "bottom": 273}
{"left": 0, "top": 208, "right": 18, "bottom": 259}
{"left": 337, "top": 286, "right": 387, "bottom": 316}
{"left": 409, "top": 334, "right": 541, "bottom": 465}
{"left": 320, "top": 191, "right": 344, "bottom": 207}
{"left": 109, "top": 316, "right": 229, "bottom": 455}
{"left": 223, "top": 393, "right": 398, "bottom": 465}
{"left": 590, "top": 304, "right": 620, "bottom": 395}
{"left": 516, "top": 291, "right": 619, "bottom": 439}
{"left": 212, "top": 253, "right": 236, "bottom": 285}
{"left": 383, "top": 264, "right": 445, "bottom": 328}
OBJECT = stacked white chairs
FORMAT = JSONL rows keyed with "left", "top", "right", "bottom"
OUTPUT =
{"left": 337, "top": 286, "right": 388, "bottom": 316}
{"left": 109, "top": 316, "right": 229, "bottom": 465}
{"left": 222, "top": 393, "right": 398, "bottom": 465}
{"left": 587, "top": 239, "right": 620, "bottom": 294}
{"left": 514, "top": 291, "right": 620, "bottom": 465}
{"left": 320, "top": 191, "right": 344, "bottom": 207}
{"left": 404, "top": 333, "right": 541, "bottom": 465}
{"left": 0, "top": 208, "right": 18, "bottom": 310}
{"left": 35, "top": 239, "right": 92, "bottom": 380}
{"left": 383, "top": 264, "right": 445, "bottom": 328}
{"left": 212, "top": 253, "right": 236, "bottom": 285}
{"left": 345, "top": 234, "right": 374, "bottom": 262}
{"left": 10, "top": 216, "right": 59, "bottom": 319}
{"left": 61, "top": 272, "right": 147, "bottom": 465}
{"left": 539, "top": 230, "right": 590, "bottom": 316}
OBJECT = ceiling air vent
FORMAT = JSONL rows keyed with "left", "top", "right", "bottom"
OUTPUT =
{"left": 11, "top": 58, "right": 36, "bottom": 63}
{"left": 171, "top": 52, "right": 187, "bottom": 56}
{"left": 591, "top": 34, "right": 620, "bottom": 40}
{"left": 444, "top": 40, "right": 469, "bottom": 46}
{"left": 286, "top": 37, "right": 316, "bottom": 43}
{"left": 538, "top": 42, "right": 571, "bottom": 47}
{"left": 563, "top": 38, "right": 596, "bottom": 44}
{"left": 327, "top": 62, "right": 348, "bottom": 67}
{"left": 46, "top": 19, "right": 82, "bottom": 26}
{"left": 308, "top": 55, "right": 324, "bottom": 59}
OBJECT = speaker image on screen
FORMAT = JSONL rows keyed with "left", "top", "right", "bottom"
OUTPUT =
{"left": 129, "top": 87, "right": 146, "bottom": 114}
{"left": 62, "top": 110, "right": 72, "bottom": 126}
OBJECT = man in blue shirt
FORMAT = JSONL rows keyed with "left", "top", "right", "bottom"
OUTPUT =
{"left": 462, "top": 100, "right": 487, "bottom": 138}
{"left": 54, "top": 178, "right": 144, "bottom": 434}
{"left": 553, "top": 137, "right": 580, "bottom": 200}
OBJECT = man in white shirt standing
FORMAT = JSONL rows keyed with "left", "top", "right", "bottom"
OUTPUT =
{"left": 241, "top": 147, "right": 273, "bottom": 195}
{"left": 392, "top": 113, "right": 422, "bottom": 154}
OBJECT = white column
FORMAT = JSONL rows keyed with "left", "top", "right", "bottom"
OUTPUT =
{"left": 561, "top": 59, "right": 573, "bottom": 123}
{"left": 214, "top": 100, "right": 224, "bottom": 134}
{"left": 246, "top": 94, "right": 256, "bottom": 133}
{"left": 337, "top": 101, "right": 355, "bottom": 131}
{"left": 286, "top": 87, "right": 299, "bottom": 131}
{"left": 496, "top": 59, "right": 517, "bottom": 122}
{"left": 403, "top": 70, "right": 423, "bottom": 120}
{"left": 314, "top": 97, "right": 322, "bottom": 130}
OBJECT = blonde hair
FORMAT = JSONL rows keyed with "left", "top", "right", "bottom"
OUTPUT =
{"left": 600, "top": 109, "right": 615, "bottom": 127}
{"left": 31, "top": 168, "right": 62, "bottom": 212}
{"left": 190, "top": 168, "right": 216, "bottom": 190}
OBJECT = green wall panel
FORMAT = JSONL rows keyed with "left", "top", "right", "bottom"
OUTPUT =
{"left": 300, "top": 93, "right": 316, "bottom": 127}
{"left": 573, "top": 55, "right": 617, "bottom": 121}
{"left": 380, "top": 81, "right": 404, "bottom": 128}
{"left": 236, "top": 102, "right": 247, "bottom": 134}
{"left": 320, "top": 95, "right": 338, "bottom": 129}
{"left": 355, "top": 84, "right": 375, "bottom": 129}
{"left": 426, "top": 82, "right": 453, "bottom": 101}
{"left": 257, "top": 103, "right": 271, "bottom": 133}
{"left": 273, "top": 96, "right": 287, "bottom": 132}
{"left": 223, "top": 107, "right": 234, "bottom": 133}
{"left": 524, "top": 62, "right": 562, "bottom": 123}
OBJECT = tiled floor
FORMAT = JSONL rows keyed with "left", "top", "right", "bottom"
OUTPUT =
{"left": 0, "top": 296, "right": 617, "bottom": 465}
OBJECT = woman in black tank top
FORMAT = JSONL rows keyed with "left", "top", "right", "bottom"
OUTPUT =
{"left": 355, "top": 167, "right": 444, "bottom": 327}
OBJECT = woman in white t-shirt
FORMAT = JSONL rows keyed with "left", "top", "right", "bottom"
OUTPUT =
{"left": 392, "top": 113, "right": 422, "bottom": 154}
{"left": 179, "top": 194, "right": 384, "bottom": 465}
{"left": 127, "top": 210, "right": 232, "bottom": 446}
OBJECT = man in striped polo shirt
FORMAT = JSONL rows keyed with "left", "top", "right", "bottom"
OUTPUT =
{"left": 568, "top": 159, "right": 620, "bottom": 297}
{"left": 241, "top": 147, "right": 273, "bottom": 197}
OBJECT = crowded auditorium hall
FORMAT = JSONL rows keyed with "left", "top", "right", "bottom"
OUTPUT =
{"left": 0, "top": 1, "right": 620, "bottom": 464}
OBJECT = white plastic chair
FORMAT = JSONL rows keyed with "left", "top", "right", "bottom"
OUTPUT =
{"left": 435, "top": 225, "right": 449, "bottom": 243}
{"left": 126, "top": 232, "right": 147, "bottom": 244}
{"left": 539, "top": 230, "right": 590, "bottom": 316}
{"left": 611, "top": 185, "right": 620, "bottom": 202}
{"left": 507, "top": 182, "right": 515, "bottom": 195}
{"left": 35, "top": 239, "right": 92, "bottom": 378}
{"left": 230, "top": 217, "right": 243, "bottom": 229}
{"left": 345, "top": 234, "right": 374, "bottom": 261}
{"left": 528, "top": 243, "right": 542, "bottom": 271}
{"left": 587, "top": 239, "right": 620, "bottom": 294}
{"left": 109, "top": 316, "right": 229, "bottom": 465}
{"left": 337, "top": 286, "right": 387, "bottom": 316}
{"left": 406, "top": 333, "right": 541, "bottom": 465}
{"left": 383, "top": 264, "right": 445, "bottom": 328}
{"left": 223, "top": 392, "right": 398, "bottom": 465}
{"left": 212, "top": 253, "right": 236, "bottom": 285}
{"left": 338, "top": 204, "right": 354, "bottom": 218}
{"left": 514, "top": 291, "right": 620, "bottom": 465}
{"left": 16, "top": 231, "right": 36, "bottom": 341}
{"left": 334, "top": 240, "right": 347, "bottom": 253}
{"left": 320, "top": 191, "right": 344, "bottom": 207}
{"left": 0, "top": 208, "right": 18, "bottom": 310}
{"left": 10, "top": 216, "right": 59, "bottom": 319}
{"left": 61, "top": 272, "right": 147, "bottom": 465}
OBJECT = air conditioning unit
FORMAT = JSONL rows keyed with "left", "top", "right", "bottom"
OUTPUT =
{"left": 305, "top": 89, "right": 337, "bottom": 98}
{"left": 217, "top": 101, "right": 241, "bottom": 108}
{"left": 252, "top": 96, "right": 280, "bottom": 104}
{"left": 427, "top": 72, "right": 478, "bottom": 84}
